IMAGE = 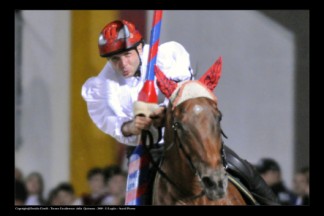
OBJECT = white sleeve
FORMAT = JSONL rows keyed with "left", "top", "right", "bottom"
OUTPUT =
{"left": 156, "top": 41, "right": 194, "bottom": 107}
{"left": 81, "top": 67, "right": 138, "bottom": 146}
{"left": 157, "top": 41, "right": 193, "bottom": 82}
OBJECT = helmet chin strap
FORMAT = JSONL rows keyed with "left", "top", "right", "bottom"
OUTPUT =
{"left": 134, "top": 47, "right": 142, "bottom": 78}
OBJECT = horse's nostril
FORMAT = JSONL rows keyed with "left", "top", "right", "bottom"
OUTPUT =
{"left": 202, "top": 177, "right": 216, "bottom": 188}
{"left": 218, "top": 181, "right": 223, "bottom": 189}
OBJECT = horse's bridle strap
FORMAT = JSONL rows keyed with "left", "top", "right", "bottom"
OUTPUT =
{"left": 141, "top": 132, "right": 204, "bottom": 199}
{"left": 172, "top": 120, "right": 228, "bottom": 170}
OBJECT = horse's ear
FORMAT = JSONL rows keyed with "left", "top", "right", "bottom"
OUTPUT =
{"left": 199, "top": 56, "right": 222, "bottom": 91}
{"left": 155, "top": 65, "right": 178, "bottom": 98}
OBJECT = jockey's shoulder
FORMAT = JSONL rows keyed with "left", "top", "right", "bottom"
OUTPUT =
{"left": 142, "top": 41, "right": 188, "bottom": 57}
{"left": 159, "top": 41, "right": 188, "bottom": 54}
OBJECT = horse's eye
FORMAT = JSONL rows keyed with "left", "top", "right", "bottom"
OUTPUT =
{"left": 214, "top": 115, "right": 221, "bottom": 123}
{"left": 217, "top": 111, "right": 223, "bottom": 122}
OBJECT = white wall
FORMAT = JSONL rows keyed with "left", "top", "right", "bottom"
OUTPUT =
{"left": 148, "top": 10, "right": 295, "bottom": 187}
{"left": 15, "top": 11, "right": 71, "bottom": 197}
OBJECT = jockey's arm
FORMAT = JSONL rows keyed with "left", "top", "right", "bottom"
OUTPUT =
{"left": 121, "top": 116, "right": 152, "bottom": 136}
{"left": 82, "top": 75, "right": 140, "bottom": 146}
{"left": 121, "top": 106, "right": 166, "bottom": 136}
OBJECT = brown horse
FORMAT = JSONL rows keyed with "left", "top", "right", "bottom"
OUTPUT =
{"left": 152, "top": 57, "right": 246, "bottom": 205}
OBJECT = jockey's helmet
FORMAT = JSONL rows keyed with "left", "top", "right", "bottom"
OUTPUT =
{"left": 98, "top": 20, "right": 143, "bottom": 58}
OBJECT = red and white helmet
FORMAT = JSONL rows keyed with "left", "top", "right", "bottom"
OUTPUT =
{"left": 98, "top": 20, "right": 143, "bottom": 57}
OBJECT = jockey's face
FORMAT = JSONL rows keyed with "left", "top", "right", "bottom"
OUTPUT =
{"left": 109, "top": 44, "right": 143, "bottom": 78}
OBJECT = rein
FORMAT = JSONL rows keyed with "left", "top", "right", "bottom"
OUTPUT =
{"left": 143, "top": 131, "right": 206, "bottom": 200}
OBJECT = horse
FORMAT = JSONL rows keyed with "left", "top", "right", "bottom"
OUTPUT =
{"left": 151, "top": 57, "right": 246, "bottom": 205}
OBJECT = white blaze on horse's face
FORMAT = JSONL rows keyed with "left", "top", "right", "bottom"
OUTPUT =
{"left": 193, "top": 104, "right": 203, "bottom": 115}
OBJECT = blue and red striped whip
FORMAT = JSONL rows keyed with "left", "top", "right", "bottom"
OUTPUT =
{"left": 125, "top": 10, "right": 163, "bottom": 205}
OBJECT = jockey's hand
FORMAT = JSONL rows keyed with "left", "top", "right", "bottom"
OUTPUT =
{"left": 121, "top": 115, "right": 152, "bottom": 136}
{"left": 149, "top": 106, "right": 166, "bottom": 128}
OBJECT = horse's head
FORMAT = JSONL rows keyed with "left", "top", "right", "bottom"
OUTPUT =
{"left": 155, "top": 57, "right": 228, "bottom": 200}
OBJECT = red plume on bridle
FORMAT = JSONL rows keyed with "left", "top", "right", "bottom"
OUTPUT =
{"left": 154, "top": 56, "right": 222, "bottom": 98}
{"left": 154, "top": 65, "right": 178, "bottom": 98}
{"left": 199, "top": 56, "right": 222, "bottom": 91}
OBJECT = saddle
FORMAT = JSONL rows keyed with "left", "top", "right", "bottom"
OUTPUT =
{"left": 224, "top": 146, "right": 279, "bottom": 205}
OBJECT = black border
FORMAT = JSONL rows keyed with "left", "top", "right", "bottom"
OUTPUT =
{"left": 10, "top": 1, "right": 313, "bottom": 215}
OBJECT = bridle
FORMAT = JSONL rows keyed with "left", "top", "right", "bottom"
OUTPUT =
{"left": 170, "top": 106, "right": 228, "bottom": 172}
{"left": 171, "top": 118, "right": 228, "bottom": 172}
{"left": 150, "top": 100, "right": 228, "bottom": 201}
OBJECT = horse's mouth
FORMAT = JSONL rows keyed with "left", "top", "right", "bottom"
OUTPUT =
{"left": 201, "top": 175, "right": 228, "bottom": 200}
{"left": 204, "top": 188, "right": 226, "bottom": 200}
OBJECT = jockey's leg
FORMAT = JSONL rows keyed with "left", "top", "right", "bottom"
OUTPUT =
{"left": 224, "top": 145, "right": 279, "bottom": 205}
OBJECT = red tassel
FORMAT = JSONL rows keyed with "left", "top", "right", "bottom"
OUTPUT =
{"left": 155, "top": 65, "right": 178, "bottom": 98}
{"left": 199, "top": 56, "right": 222, "bottom": 91}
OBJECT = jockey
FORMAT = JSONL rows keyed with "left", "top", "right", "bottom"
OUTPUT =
{"left": 81, "top": 20, "right": 278, "bottom": 205}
